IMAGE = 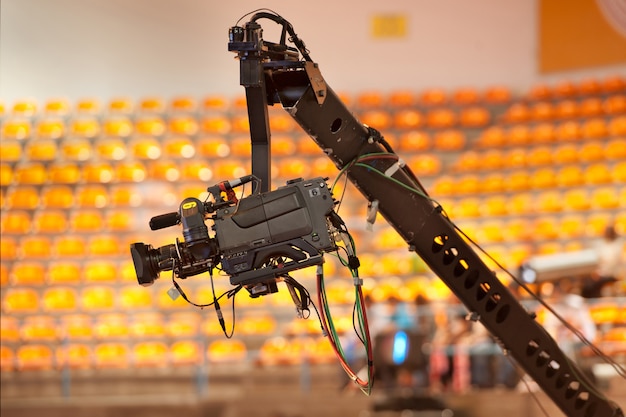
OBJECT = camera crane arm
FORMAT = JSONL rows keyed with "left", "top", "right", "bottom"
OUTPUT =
{"left": 229, "top": 12, "right": 624, "bottom": 417}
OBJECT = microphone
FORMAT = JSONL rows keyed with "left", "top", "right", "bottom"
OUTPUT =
{"left": 218, "top": 174, "right": 255, "bottom": 191}
{"left": 149, "top": 212, "right": 180, "bottom": 230}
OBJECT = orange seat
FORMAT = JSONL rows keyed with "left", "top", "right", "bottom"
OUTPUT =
{"left": 419, "top": 88, "right": 447, "bottom": 107}
{"left": 55, "top": 236, "right": 87, "bottom": 257}
{"left": 577, "top": 78, "right": 602, "bottom": 96}
{"left": 581, "top": 118, "right": 609, "bottom": 139}
{"left": 506, "top": 125, "right": 531, "bottom": 147}
{"left": 430, "top": 176, "right": 455, "bottom": 196}
{"left": 11, "top": 262, "right": 46, "bottom": 285}
{"left": 360, "top": 110, "right": 392, "bottom": 130}
{"left": 1, "top": 238, "right": 18, "bottom": 261}
{"left": 459, "top": 106, "right": 491, "bottom": 127}
{"left": 202, "top": 95, "right": 230, "bottom": 113}
{"left": 554, "top": 100, "right": 579, "bottom": 119}
{"left": 134, "top": 116, "right": 167, "bottom": 137}
{"left": 502, "top": 103, "right": 530, "bottom": 124}
{"left": 0, "top": 316, "right": 20, "bottom": 342}
{"left": 393, "top": 109, "right": 424, "bottom": 130}
{"left": 0, "top": 345, "right": 15, "bottom": 372}
{"left": 529, "top": 168, "right": 556, "bottom": 189}
{"left": 170, "top": 96, "right": 197, "bottom": 113}
{"left": 409, "top": 154, "right": 441, "bottom": 176}
{"left": 270, "top": 135, "right": 297, "bottom": 156}
{"left": 35, "top": 118, "right": 65, "bottom": 140}
{"left": 133, "top": 342, "right": 169, "bottom": 367}
{"left": 1, "top": 164, "right": 14, "bottom": 186}
{"left": 102, "top": 117, "right": 133, "bottom": 138}
{"left": 505, "top": 171, "right": 531, "bottom": 192}
{"left": 601, "top": 75, "right": 626, "bottom": 93}
{"left": 483, "top": 86, "right": 511, "bottom": 105}
{"left": 311, "top": 156, "right": 340, "bottom": 177}
{"left": 387, "top": 90, "right": 416, "bottom": 107}
{"left": 530, "top": 123, "right": 556, "bottom": 144}
{"left": 14, "top": 163, "right": 47, "bottom": 185}
{"left": 94, "top": 314, "right": 130, "bottom": 340}
{"left": 71, "top": 210, "right": 105, "bottom": 232}
{"left": 526, "top": 84, "right": 552, "bottom": 101}
{"left": 555, "top": 120, "right": 582, "bottom": 142}
{"left": 579, "top": 142, "right": 606, "bottom": 162}
{"left": 94, "top": 343, "right": 129, "bottom": 368}
{"left": 116, "top": 161, "right": 147, "bottom": 183}
{"left": 0, "top": 139, "right": 22, "bottom": 162}
{"left": 60, "top": 138, "right": 92, "bottom": 161}
{"left": 278, "top": 158, "right": 310, "bottom": 180}
{"left": 47, "top": 262, "right": 82, "bottom": 285}
{"left": 180, "top": 160, "right": 215, "bottom": 182}
{"left": 70, "top": 117, "right": 101, "bottom": 139}
{"left": 137, "top": 97, "right": 165, "bottom": 114}
{"left": 16, "top": 344, "right": 54, "bottom": 371}
{"left": 0, "top": 265, "right": 8, "bottom": 287}
{"left": 82, "top": 162, "right": 115, "bottom": 183}
{"left": 526, "top": 146, "right": 553, "bottom": 166}
{"left": 613, "top": 161, "right": 626, "bottom": 183}
{"left": 148, "top": 160, "right": 180, "bottom": 181}
{"left": 269, "top": 112, "right": 295, "bottom": 132}
{"left": 1, "top": 211, "right": 31, "bottom": 234}
{"left": 530, "top": 102, "right": 555, "bottom": 121}
{"left": 42, "top": 287, "right": 78, "bottom": 312}
{"left": 608, "top": 115, "right": 626, "bottom": 136}
{"left": 398, "top": 131, "right": 431, "bottom": 152}
{"left": 108, "top": 97, "right": 134, "bottom": 114}
{"left": 604, "top": 95, "right": 626, "bottom": 115}
{"left": 7, "top": 186, "right": 39, "bottom": 209}
{"left": 20, "top": 316, "right": 58, "bottom": 341}
{"left": 20, "top": 236, "right": 52, "bottom": 259}
{"left": 168, "top": 116, "right": 199, "bottom": 136}
{"left": 451, "top": 88, "right": 479, "bottom": 106}
{"left": 56, "top": 343, "right": 92, "bottom": 369}
{"left": 356, "top": 91, "right": 384, "bottom": 109}
{"left": 75, "top": 98, "right": 101, "bottom": 115}
{"left": 297, "top": 134, "right": 323, "bottom": 156}
{"left": 110, "top": 185, "right": 142, "bottom": 207}
{"left": 426, "top": 108, "right": 457, "bottom": 129}
{"left": 82, "top": 286, "right": 116, "bottom": 310}
{"left": 3, "top": 288, "right": 40, "bottom": 313}
{"left": 76, "top": 185, "right": 108, "bottom": 208}
{"left": 95, "top": 137, "right": 127, "bottom": 160}
{"left": 553, "top": 144, "right": 579, "bottom": 165}
{"left": 2, "top": 118, "right": 31, "bottom": 140}
{"left": 131, "top": 136, "right": 162, "bottom": 160}
{"left": 200, "top": 115, "right": 231, "bottom": 135}
{"left": 433, "top": 129, "right": 465, "bottom": 151}
{"left": 476, "top": 126, "right": 506, "bottom": 148}
{"left": 579, "top": 98, "right": 604, "bottom": 118}
{"left": 163, "top": 136, "right": 196, "bottom": 158}
{"left": 48, "top": 162, "right": 81, "bottom": 184}
{"left": 482, "top": 195, "right": 508, "bottom": 216}
{"left": 537, "top": 190, "right": 563, "bottom": 213}
{"left": 553, "top": 81, "right": 577, "bottom": 99}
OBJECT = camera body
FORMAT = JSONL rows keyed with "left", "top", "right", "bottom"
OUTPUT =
{"left": 130, "top": 177, "right": 337, "bottom": 293}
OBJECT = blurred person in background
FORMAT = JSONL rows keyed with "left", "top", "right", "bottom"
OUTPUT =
{"left": 583, "top": 224, "right": 624, "bottom": 298}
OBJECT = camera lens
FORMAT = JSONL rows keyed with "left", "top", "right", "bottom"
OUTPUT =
{"left": 130, "top": 242, "right": 161, "bottom": 286}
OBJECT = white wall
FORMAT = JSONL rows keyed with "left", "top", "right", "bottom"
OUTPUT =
{"left": 1, "top": 0, "right": 625, "bottom": 104}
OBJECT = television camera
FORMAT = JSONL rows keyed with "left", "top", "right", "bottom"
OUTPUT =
{"left": 130, "top": 175, "right": 346, "bottom": 297}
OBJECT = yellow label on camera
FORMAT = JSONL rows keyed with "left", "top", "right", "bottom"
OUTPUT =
{"left": 182, "top": 201, "right": 197, "bottom": 210}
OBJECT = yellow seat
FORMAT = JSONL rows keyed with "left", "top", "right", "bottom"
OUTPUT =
{"left": 559, "top": 215, "right": 585, "bottom": 238}
{"left": 57, "top": 343, "right": 92, "bottom": 369}
{"left": 95, "top": 138, "right": 127, "bottom": 160}
{"left": 138, "top": 97, "right": 165, "bottom": 114}
{"left": 48, "top": 162, "right": 81, "bottom": 184}
{"left": 591, "top": 186, "right": 620, "bottom": 209}
{"left": 584, "top": 163, "right": 612, "bottom": 185}
{"left": 553, "top": 144, "right": 579, "bottom": 165}
{"left": 60, "top": 314, "right": 94, "bottom": 340}
{"left": 20, "top": 236, "right": 52, "bottom": 259}
{"left": 553, "top": 81, "right": 577, "bottom": 99}
{"left": 34, "top": 210, "right": 68, "bottom": 234}
{"left": 0, "top": 265, "right": 8, "bottom": 287}
{"left": 133, "top": 342, "right": 169, "bottom": 367}
{"left": 0, "top": 164, "right": 13, "bottom": 186}
{"left": 25, "top": 140, "right": 57, "bottom": 161}
{"left": 163, "top": 136, "right": 196, "bottom": 158}
{"left": 134, "top": 116, "right": 167, "bottom": 136}
{"left": 563, "top": 189, "right": 591, "bottom": 211}
{"left": 148, "top": 160, "right": 180, "bottom": 181}
{"left": 102, "top": 117, "right": 133, "bottom": 138}
{"left": 579, "top": 142, "right": 606, "bottom": 162}
{"left": 7, "top": 186, "right": 39, "bottom": 209}
{"left": 11, "top": 99, "right": 38, "bottom": 118}
{"left": 82, "top": 162, "right": 115, "bottom": 183}
{"left": 35, "top": 118, "right": 65, "bottom": 140}
{"left": 110, "top": 185, "right": 142, "bottom": 207}
{"left": 613, "top": 161, "right": 626, "bottom": 183}
{"left": 42, "top": 287, "right": 78, "bottom": 312}
{"left": 556, "top": 165, "right": 585, "bottom": 187}
{"left": 2, "top": 118, "right": 31, "bottom": 140}
{"left": 166, "top": 312, "right": 200, "bottom": 338}
{"left": 0, "top": 238, "right": 18, "bottom": 260}
{"left": 16, "top": 345, "right": 54, "bottom": 371}
{"left": 76, "top": 185, "right": 108, "bottom": 208}
{"left": 1, "top": 211, "right": 31, "bottom": 234}
{"left": 108, "top": 97, "right": 134, "bottom": 114}
{"left": 84, "top": 261, "right": 118, "bottom": 282}
{"left": 75, "top": 98, "right": 101, "bottom": 115}
{"left": 88, "top": 236, "right": 122, "bottom": 257}
{"left": 70, "top": 117, "right": 101, "bottom": 139}
{"left": 71, "top": 210, "right": 105, "bottom": 232}
{"left": 170, "top": 341, "right": 201, "bottom": 366}
{"left": 107, "top": 209, "right": 133, "bottom": 231}
{"left": 14, "top": 163, "right": 47, "bottom": 185}
{"left": 94, "top": 343, "right": 129, "bottom": 368}
{"left": 130, "top": 313, "right": 166, "bottom": 338}
{"left": 505, "top": 171, "right": 530, "bottom": 192}
{"left": 180, "top": 160, "right": 214, "bottom": 182}
{"left": 200, "top": 115, "right": 231, "bottom": 135}
{"left": 537, "top": 190, "right": 563, "bottom": 213}
{"left": 55, "top": 236, "right": 87, "bottom": 258}
{"left": 20, "top": 316, "right": 58, "bottom": 342}
{"left": 11, "top": 262, "right": 46, "bottom": 286}
{"left": 131, "top": 136, "right": 162, "bottom": 160}
{"left": 168, "top": 115, "right": 199, "bottom": 136}
{"left": 529, "top": 168, "right": 556, "bottom": 189}
{"left": 119, "top": 286, "right": 154, "bottom": 309}
{"left": 1, "top": 316, "right": 20, "bottom": 342}
{"left": 116, "top": 161, "right": 147, "bottom": 183}
{"left": 0, "top": 139, "right": 22, "bottom": 162}
{"left": 94, "top": 314, "right": 129, "bottom": 340}
{"left": 579, "top": 97, "right": 604, "bottom": 118}
{"left": 207, "top": 339, "right": 247, "bottom": 364}
{"left": 82, "top": 286, "right": 116, "bottom": 310}
{"left": 47, "top": 262, "right": 82, "bottom": 285}
{"left": 61, "top": 138, "right": 92, "bottom": 161}
{"left": 3, "top": 288, "right": 40, "bottom": 313}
